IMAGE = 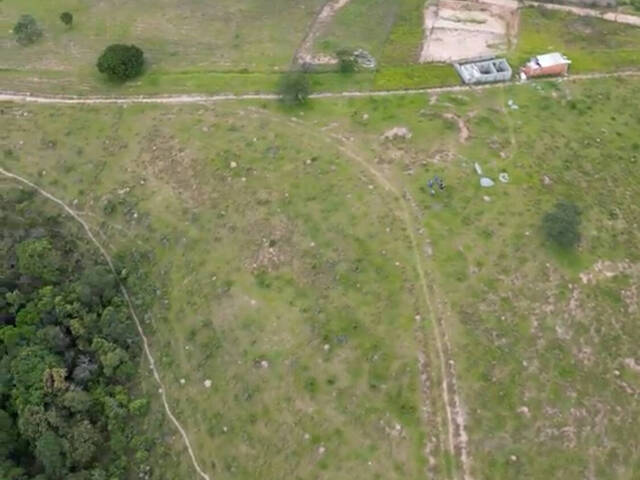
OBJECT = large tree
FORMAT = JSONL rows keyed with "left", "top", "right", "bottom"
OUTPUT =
{"left": 542, "top": 201, "right": 582, "bottom": 248}
{"left": 13, "top": 15, "right": 43, "bottom": 46}
{"left": 96, "top": 44, "right": 144, "bottom": 81}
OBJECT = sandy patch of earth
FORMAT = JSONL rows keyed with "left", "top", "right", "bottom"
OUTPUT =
{"left": 420, "top": 0, "right": 520, "bottom": 63}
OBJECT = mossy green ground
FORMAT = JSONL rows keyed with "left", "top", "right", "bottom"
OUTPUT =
{"left": 2, "top": 75, "right": 640, "bottom": 478}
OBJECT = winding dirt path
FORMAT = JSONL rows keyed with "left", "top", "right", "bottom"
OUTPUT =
{"left": 524, "top": 1, "right": 640, "bottom": 26}
{"left": 282, "top": 114, "right": 472, "bottom": 478}
{"left": 1, "top": 70, "right": 639, "bottom": 107}
{"left": 0, "top": 167, "right": 212, "bottom": 480}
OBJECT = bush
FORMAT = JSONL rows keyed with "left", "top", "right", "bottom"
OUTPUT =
{"left": 13, "top": 15, "right": 42, "bottom": 46}
{"left": 96, "top": 44, "right": 144, "bottom": 82}
{"left": 60, "top": 12, "right": 73, "bottom": 27}
{"left": 278, "top": 72, "right": 310, "bottom": 105}
{"left": 542, "top": 201, "right": 582, "bottom": 248}
{"left": 336, "top": 49, "right": 357, "bottom": 73}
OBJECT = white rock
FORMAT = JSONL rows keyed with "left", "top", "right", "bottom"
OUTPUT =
{"left": 480, "top": 177, "right": 495, "bottom": 187}
{"left": 204, "top": 379, "right": 212, "bottom": 388}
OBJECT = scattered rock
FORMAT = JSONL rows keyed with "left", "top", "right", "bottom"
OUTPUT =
{"left": 323, "top": 344, "right": 330, "bottom": 351}
{"left": 179, "top": 378, "right": 186, "bottom": 385}
{"left": 382, "top": 126, "right": 412, "bottom": 141}
{"left": 480, "top": 177, "right": 495, "bottom": 187}
{"left": 624, "top": 358, "right": 640, "bottom": 372}
{"left": 517, "top": 406, "right": 530, "bottom": 417}
{"left": 362, "top": 113, "right": 369, "bottom": 121}
{"left": 542, "top": 175, "right": 552, "bottom": 186}
{"left": 260, "top": 360, "right": 269, "bottom": 369}
{"left": 204, "top": 379, "right": 212, "bottom": 388}
{"left": 509, "top": 455, "right": 518, "bottom": 462}
{"left": 318, "top": 445, "right": 326, "bottom": 455}
{"left": 498, "top": 172, "right": 509, "bottom": 183}
{"left": 474, "top": 162, "right": 483, "bottom": 175}
{"left": 483, "top": 195, "right": 491, "bottom": 202}
{"left": 230, "top": 161, "right": 238, "bottom": 169}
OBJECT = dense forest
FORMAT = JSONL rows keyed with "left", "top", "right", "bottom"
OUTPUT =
{"left": 0, "top": 186, "right": 151, "bottom": 479}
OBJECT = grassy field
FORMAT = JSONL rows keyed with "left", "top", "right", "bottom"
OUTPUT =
{"left": 3, "top": 4, "right": 640, "bottom": 96}
{"left": 296, "top": 76, "right": 640, "bottom": 478}
{"left": 2, "top": 68, "right": 640, "bottom": 480}
{"left": 0, "top": 0, "right": 323, "bottom": 72}
{"left": 314, "top": 0, "right": 425, "bottom": 66}
{"left": 0, "top": 100, "right": 435, "bottom": 479}
{"left": 512, "top": 7, "right": 640, "bottom": 73}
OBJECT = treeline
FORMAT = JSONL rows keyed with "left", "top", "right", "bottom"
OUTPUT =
{"left": 0, "top": 188, "right": 150, "bottom": 479}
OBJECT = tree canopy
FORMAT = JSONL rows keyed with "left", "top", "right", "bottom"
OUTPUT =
{"left": 278, "top": 72, "right": 311, "bottom": 105}
{"left": 0, "top": 187, "right": 152, "bottom": 479}
{"left": 13, "top": 15, "right": 43, "bottom": 46}
{"left": 60, "top": 12, "right": 73, "bottom": 27}
{"left": 542, "top": 201, "right": 582, "bottom": 248}
{"left": 96, "top": 44, "right": 145, "bottom": 81}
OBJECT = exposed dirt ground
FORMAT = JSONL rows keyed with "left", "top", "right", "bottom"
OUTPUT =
{"left": 295, "top": 0, "right": 353, "bottom": 65}
{"left": 420, "top": 0, "right": 520, "bottom": 63}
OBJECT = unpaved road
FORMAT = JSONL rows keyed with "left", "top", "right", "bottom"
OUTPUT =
{"left": 524, "top": 1, "right": 640, "bottom": 26}
{"left": 1, "top": 70, "right": 639, "bottom": 106}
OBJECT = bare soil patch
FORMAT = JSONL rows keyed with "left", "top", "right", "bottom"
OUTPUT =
{"left": 420, "top": 0, "right": 520, "bottom": 63}
{"left": 295, "top": 0, "right": 353, "bottom": 65}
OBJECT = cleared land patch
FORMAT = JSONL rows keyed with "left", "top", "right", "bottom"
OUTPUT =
{"left": 420, "top": 0, "right": 520, "bottom": 63}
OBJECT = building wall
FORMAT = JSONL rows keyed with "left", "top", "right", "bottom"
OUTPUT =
{"left": 524, "top": 63, "right": 569, "bottom": 78}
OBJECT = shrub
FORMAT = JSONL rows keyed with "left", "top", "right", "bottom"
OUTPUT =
{"left": 278, "top": 72, "right": 310, "bottom": 105}
{"left": 96, "top": 44, "right": 144, "bottom": 82}
{"left": 542, "top": 201, "right": 582, "bottom": 248}
{"left": 60, "top": 12, "right": 73, "bottom": 27}
{"left": 13, "top": 15, "right": 42, "bottom": 46}
{"left": 336, "top": 49, "right": 357, "bottom": 73}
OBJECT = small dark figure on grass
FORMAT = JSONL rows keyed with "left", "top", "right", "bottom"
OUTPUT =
{"left": 542, "top": 201, "right": 581, "bottom": 248}
{"left": 60, "top": 12, "right": 73, "bottom": 27}
{"left": 97, "top": 44, "right": 144, "bottom": 82}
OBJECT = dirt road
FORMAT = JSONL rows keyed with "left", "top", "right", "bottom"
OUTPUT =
{"left": 524, "top": 1, "right": 640, "bottom": 26}
{"left": 1, "top": 71, "right": 639, "bottom": 106}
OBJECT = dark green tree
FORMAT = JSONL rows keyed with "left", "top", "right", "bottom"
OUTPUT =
{"left": 542, "top": 201, "right": 582, "bottom": 248}
{"left": 60, "top": 12, "right": 73, "bottom": 27}
{"left": 336, "top": 49, "right": 356, "bottom": 73}
{"left": 278, "top": 72, "right": 311, "bottom": 105}
{"left": 96, "top": 44, "right": 144, "bottom": 81}
{"left": 65, "top": 420, "right": 99, "bottom": 468}
{"left": 16, "top": 239, "right": 61, "bottom": 283}
{"left": 13, "top": 15, "right": 43, "bottom": 46}
{"left": 35, "top": 431, "right": 67, "bottom": 479}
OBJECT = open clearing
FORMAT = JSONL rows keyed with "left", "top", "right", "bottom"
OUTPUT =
{"left": 420, "top": 0, "right": 520, "bottom": 63}
{"left": 0, "top": 0, "right": 324, "bottom": 72}
{"left": 2, "top": 74, "right": 640, "bottom": 478}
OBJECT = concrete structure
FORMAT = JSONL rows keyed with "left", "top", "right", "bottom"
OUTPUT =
{"left": 520, "top": 52, "right": 571, "bottom": 79}
{"left": 454, "top": 57, "right": 512, "bottom": 85}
